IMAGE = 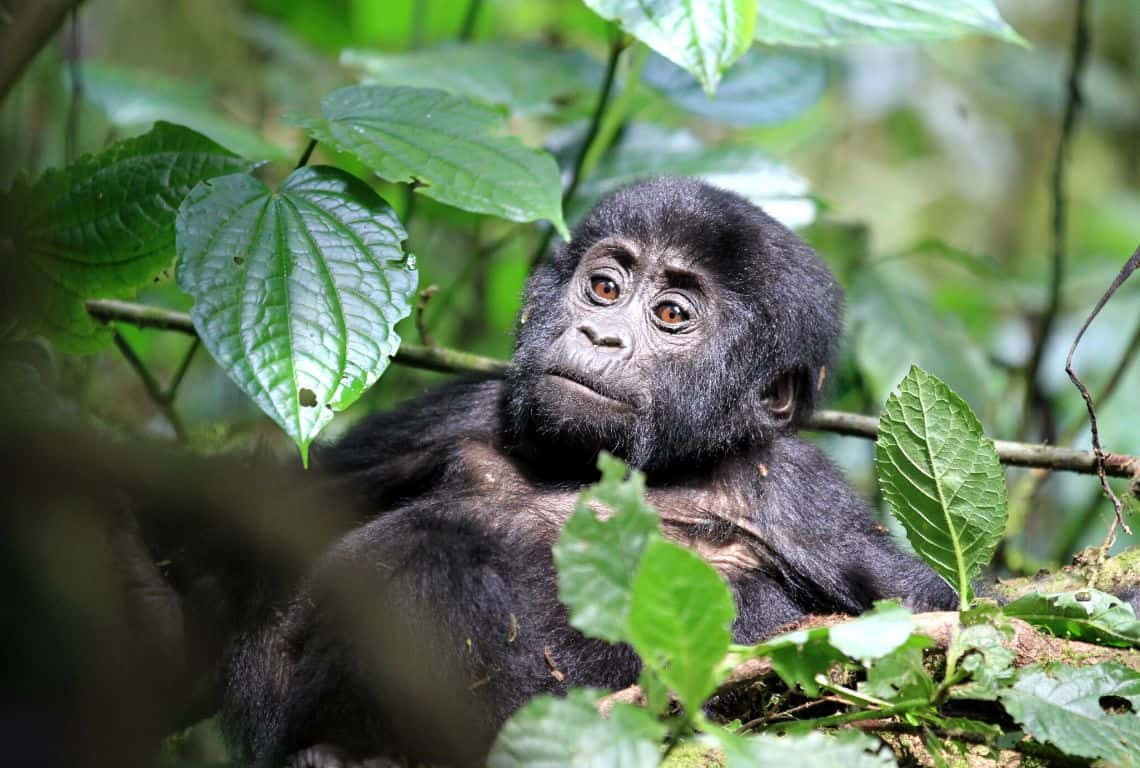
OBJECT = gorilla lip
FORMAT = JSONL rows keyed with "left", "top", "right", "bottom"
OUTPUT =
{"left": 543, "top": 370, "right": 636, "bottom": 408}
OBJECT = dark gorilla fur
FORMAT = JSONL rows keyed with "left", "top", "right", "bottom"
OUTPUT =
{"left": 221, "top": 178, "right": 958, "bottom": 767}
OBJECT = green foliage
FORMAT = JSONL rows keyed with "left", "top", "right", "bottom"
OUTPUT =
{"left": 175, "top": 166, "right": 415, "bottom": 463}
{"left": 718, "top": 729, "right": 898, "bottom": 768}
{"left": 342, "top": 43, "right": 604, "bottom": 117}
{"left": 946, "top": 618, "right": 1015, "bottom": 701}
{"left": 641, "top": 48, "right": 827, "bottom": 126}
{"left": 875, "top": 366, "right": 1007, "bottom": 606}
{"left": 77, "top": 61, "right": 289, "bottom": 161}
{"left": 289, "top": 85, "right": 568, "bottom": 237}
{"left": 998, "top": 663, "right": 1140, "bottom": 766}
{"left": 754, "top": 0, "right": 1025, "bottom": 47}
{"left": 582, "top": 0, "right": 757, "bottom": 94}
{"left": 0, "top": 122, "right": 254, "bottom": 351}
{"left": 488, "top": 688, "right": 665, "bottom": 768}
{"left": 627, "top": 539, "right": 736, "bottom": 714}
{"left": 859, "top": 639, "right": 935, "bottom": 703}
{"left": 553, "top": 453, "right": 662, "bottom": 643}
{"left": 1004, "top": 589, "right": 1140, "bottom": 649}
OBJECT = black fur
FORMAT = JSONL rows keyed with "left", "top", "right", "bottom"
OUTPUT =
{"left": 222, "top": 178, "right": 957, "bottom": 767}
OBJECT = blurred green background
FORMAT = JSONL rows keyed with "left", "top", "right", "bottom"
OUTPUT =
{"left": 3, "top": 0, "right": 1138, "bottom": 574}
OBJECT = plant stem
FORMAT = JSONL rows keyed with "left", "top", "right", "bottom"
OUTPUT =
{"left": 112, "top": 330, "right": 187, "bottom": 441}
{"left": 295, "top": 138, "right": 317, "bottom": 169}
{"left": 459, "top": 0, "right": 482, "bottom": 41}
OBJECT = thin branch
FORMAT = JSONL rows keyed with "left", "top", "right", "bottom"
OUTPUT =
{"left": 414, "top": 285, "right": 439, "bottom": 346}
{"left": 112, "top": 330, "right": 187, "bottom": 441}
{"left": 1064, "top": 244, "right": 1140, "bottom": 546}
{"left": 167, "top": 337, "right": 200, "bottom": 400}
{"left": 459, "top": 0, "right": 482, "bottom": 41}
{"left": 84, "top": 298, "right": 1140, "bottom": 478}
{"left": 0, "top": 0, "right": 86, "bottom": 102}
{"left": 528, "top": 28, "right": 626, "bottom": 269}
{"left": 295, "top": 138, "right": 317, "bottom": 169}
{"left": 1060, "top": 312, "right": 1140, "bottom": 446}
{"left": 1022, "top": 0, "right": 1090, "bottom": 436}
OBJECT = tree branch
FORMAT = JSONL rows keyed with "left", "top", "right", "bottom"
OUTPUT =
{"left": 85, "top": 298, "right": 1140, "bottom": 479}
{"left": 0, "top": 0, "right": 86, "bottom": 103}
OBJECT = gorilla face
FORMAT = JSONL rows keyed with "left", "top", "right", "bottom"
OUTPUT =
{"left": 505, "top": 177, "right": 842, "bottom": 471}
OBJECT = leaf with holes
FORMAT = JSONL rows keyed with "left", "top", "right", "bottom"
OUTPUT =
{"left": 1004, "top": 590, "right": 1140, "bottom": 649}
{"left": 582, "top": 0, "right": 757, "bottom": 94}
{"left": 875, "top": 366, "right": 1006, "bottom": 607}
{"left": 175, "top": 166, "right": 416, "bottom": 464}
{"left": 289, "top": 85, "right": 567, "bottom": 238}
{"left": 754, "top": 0, "right": 1025, "bottom": 47}
{"left": 0, "top": 122, "right": 254, "bottom": 351}
{"left": 998, "top": 663, "right": 1140, "bottom": 765}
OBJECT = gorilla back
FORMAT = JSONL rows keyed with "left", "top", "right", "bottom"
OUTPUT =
{"left": 222, "top": 178, "right": 957, "bottom": 767}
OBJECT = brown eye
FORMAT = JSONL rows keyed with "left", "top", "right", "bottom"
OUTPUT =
{"left": 655, "top": 303, "right": 689, "bottom": 325}
{"left": 590, "top": 276, "right": 620, "bottom": 302}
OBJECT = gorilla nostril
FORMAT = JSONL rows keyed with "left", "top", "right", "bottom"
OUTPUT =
{"left": 579, "top": 324, "right": 624, "bottom": 348}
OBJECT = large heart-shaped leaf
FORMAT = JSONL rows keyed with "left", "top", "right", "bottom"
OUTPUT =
{"left": 341, "top": 43, "right": 604, "bottom": 117}
{"left": 582, "top": 0, "right": 757, "bottom": 94}
{"left": 0, "top": 122, "right": 255, "bottom": 351}
{"left": 755, "top": 0, "right": 1025, "bottom": 47}
{"left": 875, "top": 366, "right": 1007, "bottom": 607}
{"left": 290, "top": 86, "right": 567, "bottom": 238}
{"left": 175, "top": 166, "right": 416, "bottom": 463}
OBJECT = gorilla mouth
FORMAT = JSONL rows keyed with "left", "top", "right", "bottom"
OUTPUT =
{"left": 544, "top": 369, "right": 637, "bottom": 409}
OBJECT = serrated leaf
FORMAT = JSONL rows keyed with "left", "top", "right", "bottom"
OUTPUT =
{"left": 175, "top": 166, "right": 415, "bottom": 464}
{"left": 553, "top": 453, "right": 661, "bottom": 643}
{"left": 77, "top": 61, "right": 288, "bottom": 161}
{"left": 289, "top": 85, "right": 567, "bottom": 237}
{"left": 859, "top": 635, "right": 935, "bottom": 703}
{"left": 947, "top": 620, "right": 1015, "bottom": 701}
{"left": 1004, "top": 590, "right": 1140, "bottom": 649}
{"left": 488, "top": 688, "right": 664, "bottom": 768}
{"left": 751, "top": 601, "right": 914, "bottom": 696}
{"left": 569, "top": 124, "right": 816, "bottom": 229}
{"left": 627, "top": 539, "right": 735, "bottom": 713}
{"left": 998, "top": 663, "right": 1140, "bottom": 766}
{"left": 583, "top": 0, "right": 757, "bottom": 94}
{"left": 717, "top": 729, "right": 898, "bottom": 768}
{"left": 342, "top": 43, "right": 603, "bottom": 117}
{"left": 875, "top": 366, "right": 1007, "bottom": 606}
{"left": 754, "top": 0, "right": 1025, "bottom": 47}
{"left": 0, "top": 122, "right": 255, "bottom": 352}
{"left": 641, "top": 47, "right": 826, "bottom": 125}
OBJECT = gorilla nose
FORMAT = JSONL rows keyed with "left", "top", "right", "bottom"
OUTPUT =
{"left": 578, "top": 323, "right": 627, "bottom": 350}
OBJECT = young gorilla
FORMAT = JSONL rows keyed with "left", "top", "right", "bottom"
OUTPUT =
{"left": 225, "top": 178, "right": 957, "bottom": 767}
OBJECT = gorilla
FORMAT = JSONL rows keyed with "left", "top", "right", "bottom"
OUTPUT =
{"left": 212, "top": 178, "right": 958, "bottom": 767}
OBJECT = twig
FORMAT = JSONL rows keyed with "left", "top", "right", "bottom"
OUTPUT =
{"left": 168, "top": 337, "right": 199, "bottom": 399}
{"left": 1064, "top": 244, "right": 1140, "bottom": 548}
{"left": 0, "top": 0, "right": 86, "bottom": 102}
{"left": 1022, "top": 0, "right": 1090, "bottom": 437}
{"left": 295, "top": 138, "right": 317, "bottom": 169}
{"left": 63, "top": 6, "right": 80, "bottom": 164}
{"left": 459, "top": 0, "right": 482, "bottom": 41}
{"left": 1059, "top": 313, "right": 1140, "bottom": 447}
{"left": 112, "top": 330, "right": 187, "bottom": 441}
{"left": 84, "top": 298, "right": 1140, "bottom": 477}
{"left": 415, "top": 285, "right": 439, "bottom": 346}
{"left": 528, "top": 28, "right": 626, "bottom": 269}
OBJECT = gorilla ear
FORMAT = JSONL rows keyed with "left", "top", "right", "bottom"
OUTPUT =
{"left": 764, "top": 372, "right": 798, "bottom": 426}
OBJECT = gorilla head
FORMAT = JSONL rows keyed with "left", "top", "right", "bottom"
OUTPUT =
{"left": 506, "top": 177, "right": 842, "bottom": 471}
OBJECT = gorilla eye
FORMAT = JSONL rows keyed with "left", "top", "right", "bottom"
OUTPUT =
{"left": 589, "top": 276, "right": 620, "bottom": 302}
{"left": 654, "top": 303, "right": 689, "bottom": 326}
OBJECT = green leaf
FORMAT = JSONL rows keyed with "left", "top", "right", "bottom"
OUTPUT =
{"left": 571, "top": 124, "right": 816, "bottom": 229}
{"left": 627, "top": 539, "right": 735, "bottom": 713}
{"left": 718, "top": 729, "right": 898, "bottom": 768}
{"left": 488, "top": 688, "right": 664, "bottom": 768}
{"left": 341, "top": 43, "right": 604, "bottom": 117}
{"left": 860, "top": 637, "right": 935, "bottom": 703}
{"left": 1004, "top": 590, "right": 1140, "bottom": 649}
{"left": 77, "top": 61, "right": 289, "bottom": 161}
{"left": 175, "top": 166, "right": 416, "bottom": 464}
{"left": 998, "top": 663, "right": 1140, "bottom": 766}
{"left": 754, "top": 0, "right": 1025, "bottom": 47}
{"left": 875, "top": 366, "right": 1007, "bottom": 606}
{"left": 641, "top": 47, "right": 827, "bottom": 126}
{"left": 553, "top": 453, "right": 661, "bottom": 643}
{"left": 947, "top": 620, "right": 1015, "bottom": 701}
{"left": 751, "top": 601, "right": 915, "bottom": 696}
{"left": 289, "top": 85, "right": 567, "bottom": 238}
{"left": 582, "top": 0, "right": 757, "bottom": 94}
{"left": 0, "top": 122, "right": 255, "bottom": 352}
